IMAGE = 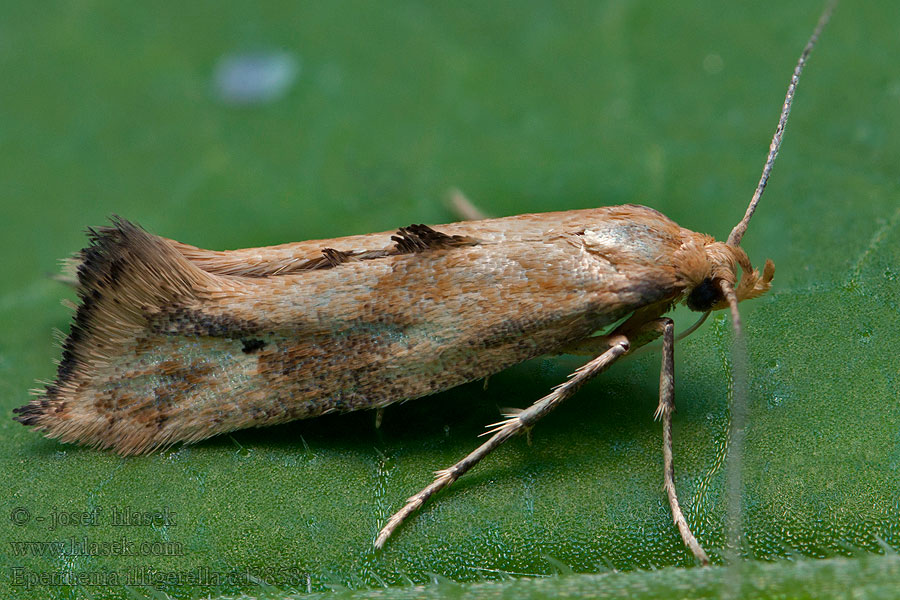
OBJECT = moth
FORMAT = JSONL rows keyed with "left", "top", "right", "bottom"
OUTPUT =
{"left": 15, "top": 2, "right": 836, "bottom": 565}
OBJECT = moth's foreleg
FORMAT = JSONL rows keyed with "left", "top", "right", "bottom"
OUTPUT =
{"left": 374, "top": 336, "right": 631, "bottom": 549}
{"left": 652, "top": 317, "right": 710, "bottom": 565}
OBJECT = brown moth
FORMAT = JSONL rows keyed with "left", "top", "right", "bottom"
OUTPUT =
{"left": 15, "top": 2, "right": 836, "bottom": 564}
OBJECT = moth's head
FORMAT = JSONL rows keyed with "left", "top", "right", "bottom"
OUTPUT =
{"left": 676, "top": 237, "right": 774, "bottom": 313}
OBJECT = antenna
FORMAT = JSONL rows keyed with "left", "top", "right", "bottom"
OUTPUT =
{"left": 722, "top": 1, "right": 836, "bottom": 569}
{"left": 727, "top": 0, "right": 838, "bottom": 247}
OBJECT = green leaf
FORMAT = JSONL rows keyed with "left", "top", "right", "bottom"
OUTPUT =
{"left": 2, "top": 1, "right": 897, "bottom": 599}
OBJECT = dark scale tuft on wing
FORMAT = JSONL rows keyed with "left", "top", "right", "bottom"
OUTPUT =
{"left": 391, "top": 224, "right": 477, "bottom": 254}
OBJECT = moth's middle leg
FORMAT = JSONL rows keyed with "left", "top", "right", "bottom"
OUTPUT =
{"left": 375, "top": 318, "right": 710, "bottom": 565}
{"left": 375, "top": 335, "right": 631, "bottom": 548}
{"left": 558, "top": 316, "right": 709, "bottom": 563}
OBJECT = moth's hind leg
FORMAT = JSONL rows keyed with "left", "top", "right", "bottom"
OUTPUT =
{"left": 374, "top": 336, "right": 631, "bottom": 549}
{"left": 445, "top": 188, "right": 489, "bottom": 221}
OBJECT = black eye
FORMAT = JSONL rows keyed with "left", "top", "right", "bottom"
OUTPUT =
{"left": 686, "top": 277, "right": 723, "bottom": 312}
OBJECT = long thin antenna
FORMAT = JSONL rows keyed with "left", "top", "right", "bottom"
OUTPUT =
{"left": 727, "top": 0, "right": 838, "bottom": 247}
{"left": 721, "top": 280, "right": 747, "bottom": 570}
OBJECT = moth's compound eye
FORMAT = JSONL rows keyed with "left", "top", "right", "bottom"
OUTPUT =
{"left": 686, "top": 277, "right": 723, "bottom": 312}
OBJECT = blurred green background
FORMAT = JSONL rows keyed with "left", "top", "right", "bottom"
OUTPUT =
{"left": 2, "top": 1, "right": 898, "bottom": 599}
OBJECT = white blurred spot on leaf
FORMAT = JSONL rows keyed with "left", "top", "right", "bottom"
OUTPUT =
{"left": 213, "top": 51, "right": 299, "bottom": 105}
{"left": 703, "top": 53, "right": 724, "bottom": 75}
